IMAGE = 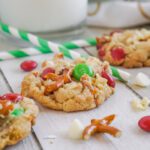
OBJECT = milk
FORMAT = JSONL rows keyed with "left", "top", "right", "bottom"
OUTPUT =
{"left": 0, "top": 0, "right": 87, "bottom": 32}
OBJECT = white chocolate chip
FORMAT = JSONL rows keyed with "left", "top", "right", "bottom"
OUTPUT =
{"left": 131, "top": 99, "right": 143, "bottom": 111}
{"left": 133, "top": 73, "right": 150, "bottom": 87}
{"left": 68, "top": 119, "right": 84, "bottom": 139}
{"left": 131, "top": 97, "right": 150, "bottom": 111}
{"left": 141, "top": 97, "right": 150, "bottom": 109}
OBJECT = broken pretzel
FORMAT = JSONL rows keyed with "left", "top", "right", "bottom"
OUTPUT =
{"left": 82, "top": 114, "right": 121, "bottom": 140}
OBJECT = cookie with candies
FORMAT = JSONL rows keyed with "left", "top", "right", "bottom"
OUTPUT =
{"left": 0, "top": 93, "right": 38, "bottom": 149}
{"left": 97, "top": 29, "right": 150, "bottom": 68}
{"left": 21, "top": 53, "right": 115, "bottom": 112}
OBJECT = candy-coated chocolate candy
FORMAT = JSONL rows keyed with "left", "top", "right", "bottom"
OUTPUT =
{"left": 138, "top": 116, "right": 150, "bottom": 132}
{"left": 20, "top": 60, "right": 38, "bottom": 71}
{"left": 101, "top": 71, "right": 115, "bottom": 88}
{"left": 111, "top": 47, "right": 125, "bottom": 61}
{"left": 73, "top": 64, "right": 94, "bottom": 81}
{"left": 41, "top": 67, "right": 55, "bottom": 79}
{"left": 2, "top": 93, "right": 23, "bottom": 103}
{"left": 11, "top": 108, "right": 24, "bottom": 117}
{"left": 0, "top": 100, "right": 14, "bottom": 116}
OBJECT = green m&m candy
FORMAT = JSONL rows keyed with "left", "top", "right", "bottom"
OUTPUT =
{"left": 73, "top": 64, "right": 94, "bottom": 81}
{"left": 11, "top": 108, "right": 24, "bottom": 117}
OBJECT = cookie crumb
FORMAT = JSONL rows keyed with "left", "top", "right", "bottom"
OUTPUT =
{"left": 131, "top": 97, "right": 150, "bottom": 111}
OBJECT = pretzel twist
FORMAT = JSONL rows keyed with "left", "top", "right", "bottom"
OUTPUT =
{"left": 82, "top": 114, "right": 121, "bottom": 140}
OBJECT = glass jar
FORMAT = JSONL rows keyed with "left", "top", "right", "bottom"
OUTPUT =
{"left": 0, "top": 0, "right": 87, "bottom": 35}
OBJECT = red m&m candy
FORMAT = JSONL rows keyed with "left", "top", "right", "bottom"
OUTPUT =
{"left": 101, "top": 71, "right": 115, "bottom": 88}
{"left": 2, "top": 93, "right": 23, "bottom": 103}
{"left": 111, "top": 47, "right": 125, "bottom": 61}
{"left": 20, "top": 60, "right": 38, "bottom": 72}
{"left": 138, "top": 116, "right": 150, "bottom": 132}
{"left": 41, "top": 67, "right": 55, "bottom": 79}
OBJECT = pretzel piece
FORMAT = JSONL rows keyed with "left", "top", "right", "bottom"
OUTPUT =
{"left": 0, "top": 100, "right": 14, "bottom": 117}
{"left": 45, "top": 69, "right": 72, "bottom": 93}
{"left": 44, "top": 73, "right": 59, "bottom": 81}
{"left": 82, "top": 124, "right": 121, "bottom": 140}
{"left": 82, "top": 114, "right": 121, "bottom": 140}
{"left": 91, "top": 114, "right": 116, "bottom": 125}
{"left": 82, "top": 125, "right": 97, "bottom": 140}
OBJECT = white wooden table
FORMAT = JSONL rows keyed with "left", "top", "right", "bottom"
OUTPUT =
{"left": 0, "top": 27, "right": 150, "bottom": 150}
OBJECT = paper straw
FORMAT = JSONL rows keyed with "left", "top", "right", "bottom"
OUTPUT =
{"left": 0, "top": 47, "right": 131, "bottom": 82}
{"left": 111, "top": 66, "right": 131, "bottom": 82}
{"left": 0, "top": 22, "right": 130, "bottom": 82}
{"left": 0, "top": 47, "right": 83, "bottom": 61}
{"left": 62, "top": 38, "right": 96, "bottom": 49}
{"left": 0, "top": 47, "right": 48, "bottom": 61}
{"left": 0, "top": 21, "right": 96, "bottom": 51}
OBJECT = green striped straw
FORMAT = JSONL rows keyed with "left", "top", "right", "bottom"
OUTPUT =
{"left": 110, "top": 66, "right": 131, "bottom": 82}
{"left": 0, "top": 47, "right": 131, "bottom": 82}
{"left": 62, "top": 38, "right": 96, "bottom": 49}
{"left": 0, "top": 21, "right": 131, "bottom": 82}
{"left": 0, "top": 21, "right": 96, "bottom": 51}
{"left": 0, "top": 47, "right": 50, "bottom": 61}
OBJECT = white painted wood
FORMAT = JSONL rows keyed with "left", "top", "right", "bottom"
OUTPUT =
{"left": 5, "top": 135, "right": 41, "bottom": 150}
{"left": 0, "top": 72, "right": 10, "bottom": 94}
{"left": 1, "top": 52, "right": 150, "bottom": 150}
{"left": 84, "top": 46, "right": 98, "bottom": 57}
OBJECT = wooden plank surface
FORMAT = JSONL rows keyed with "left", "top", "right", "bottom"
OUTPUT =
{"left": 0, "top": 50, "right": 150, "bottom": 150}
{"left": 0, "top": 24, "right": 149, "bottom": 150}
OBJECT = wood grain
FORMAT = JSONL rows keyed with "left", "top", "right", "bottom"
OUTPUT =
{"left": 1, "top": 51, "right": 150, "bottom": 150}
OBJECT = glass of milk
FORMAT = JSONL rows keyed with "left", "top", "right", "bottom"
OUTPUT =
{"left": 0, "top": 0, "right": 87, "bottom": 35}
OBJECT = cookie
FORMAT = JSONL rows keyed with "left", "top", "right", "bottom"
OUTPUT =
{"left": 97, "top": 29, "right": 150, "bottom": 68}
{"left": 21, "top": 54, "right": 115, "bottom": 112}
{"left": 0, "top": 93, "right": 38, "bottom": 149}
